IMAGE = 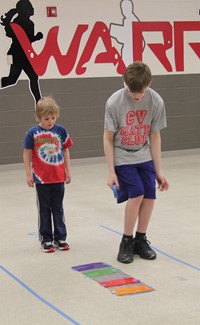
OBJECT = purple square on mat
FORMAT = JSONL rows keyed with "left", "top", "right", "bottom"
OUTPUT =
{"left": 72, "top": 262, "right": 111, "bottom": 272}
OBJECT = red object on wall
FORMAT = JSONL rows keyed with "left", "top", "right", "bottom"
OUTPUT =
{"left": 46, "top": 7, "right": 57, "bottom": 17}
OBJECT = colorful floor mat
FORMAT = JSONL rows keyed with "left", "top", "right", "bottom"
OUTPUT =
{"left": 72, "top": 262, "right": 155, "bottom": 296}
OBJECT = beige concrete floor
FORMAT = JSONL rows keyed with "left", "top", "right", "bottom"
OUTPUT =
{"left": 0, "top": 149, "right": 200, "bottom": 325}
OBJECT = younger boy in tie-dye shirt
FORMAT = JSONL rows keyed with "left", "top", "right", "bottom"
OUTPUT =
{"left": 23, "top": 96, "right": 73, "bottom": 253}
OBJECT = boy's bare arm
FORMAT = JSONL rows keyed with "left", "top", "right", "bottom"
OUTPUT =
{"left": 149, "top": 131, "right": 162, "bottom": 174}
{"left": 150, "top": 131, "right": 169, "bottom": 191}
{"left": 64, "top": 148, "right": 71, "bottom": 184}
{"left": 103, "top": 129, "right": 119, "bottom": 189}
{"left": 23, "top": 148, "right": 34, "bottom": 187}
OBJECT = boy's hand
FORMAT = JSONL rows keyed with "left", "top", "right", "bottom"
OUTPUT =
{"left": 27, "top": 176, "right": 34, "bottom": 188}
{"left": 107, "top": 172, "right": 119, "bottom": 190}
{"left": 156, "top": 174, "right": 169, "bottom": 191}
{"left": 65, "top": 172, "right": 71, "bottom": 184}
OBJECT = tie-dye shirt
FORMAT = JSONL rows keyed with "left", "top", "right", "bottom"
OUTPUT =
{"left": 23, "top": 124, "right": 73, "bottom": 184}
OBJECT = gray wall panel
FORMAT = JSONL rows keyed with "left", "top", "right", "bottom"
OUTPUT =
{"left": 0, "top": 74, "right": 199, "bottom": 165}
{"left": 161, "top": 128, "right": 200, "bottom": 150}
{"left": 0, "top": 141, "right": 23, "bottom": 164}
{"left": 0, "top": 111, "right": 7, "bottom": 126}
{"left": 166, "top": 101, "right": 199, "bottom": 116}
{"left": 167, "top": 115, "right": 199, "bottom": 129}
{"left": 0, "top": 125, "right": 30, "bottom": 142}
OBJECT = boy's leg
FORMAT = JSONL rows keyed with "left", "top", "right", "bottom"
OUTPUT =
{"left": 115, "top": 164, "right": 145, "bottom": 264}
{"left": 117, "top": 196, "right": 143, "bottom": 264}
{"left": 137, "top": 198, "right": 154, "bottom": 233}
{"left": 36, "top": 184, "right": 53, "bottom": 243}
{"left": 133, "top": 161, "right": 157, "bottom": 260}
{"left": 134, "top": 198, "right": 156, "bottom": 259}
{"left": 124, "top": 196, "right": 143, "bottom": 234}
{"left": 51, "top": 183, "right": 67, "bottom": 242}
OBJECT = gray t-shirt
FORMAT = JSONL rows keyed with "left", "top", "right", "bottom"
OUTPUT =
{"left": 104, "top": 87, "right": 167, "bottom": 166}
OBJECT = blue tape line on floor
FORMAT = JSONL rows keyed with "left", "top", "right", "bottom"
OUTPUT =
{"left": 27, "top": 232, "right": 38, "bottom": 238}
{"left": 0, "top": 265, "right": 81, "bottom": 325}
{"left": 150, "top": 246, "right": 200, "bottom": 272}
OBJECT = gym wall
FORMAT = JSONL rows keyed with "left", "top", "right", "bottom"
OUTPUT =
{"left": 0, "top": 0, "right": 199, "bottom": 165}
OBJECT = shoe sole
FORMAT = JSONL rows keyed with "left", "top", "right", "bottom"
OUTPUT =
{"left": 134, "top": 252, "right": 157, "bottom": 260}
{"left": 117, "top": 257, "right": 133, "bottom": 264}
{"left": 57, "top": 246, "right": 70, "bottom": 251}
{"left": 140, "top": 255, "right": 156, "bottom": 260}
{"left": 42, "top": 248, "right": 55, "bottom": 253}
{"left": 54, "top": 244, "right": 70, "bottom": 251}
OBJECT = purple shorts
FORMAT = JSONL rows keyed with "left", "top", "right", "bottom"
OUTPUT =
{"left": 115, "top": 160, "right": 156, "bottom": 203}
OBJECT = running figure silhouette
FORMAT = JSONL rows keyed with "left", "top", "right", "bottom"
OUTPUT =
{"left": 110, "top": 0, "right": 145, "bottom": 67}
{"left": 0, "top": 0, "right": 43, "bottom": 102}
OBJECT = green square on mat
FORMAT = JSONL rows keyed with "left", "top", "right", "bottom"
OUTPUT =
{"left": 82, "top": 267, "right": 120, "bottom": 278}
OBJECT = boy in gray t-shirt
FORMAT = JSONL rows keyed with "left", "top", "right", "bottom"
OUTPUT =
{"left": 103, "top": 61, "right": 169, "bottom": 264}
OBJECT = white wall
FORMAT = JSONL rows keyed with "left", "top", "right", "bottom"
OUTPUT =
{"left": 0, "top": 0, "right": 200, "bottom": 80}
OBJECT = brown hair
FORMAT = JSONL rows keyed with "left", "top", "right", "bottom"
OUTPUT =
{"left": 35, "top": 96, "right": 60, "bottom": 121}
{"left": 123, "top": 61, "right": 152, "bottom": 92}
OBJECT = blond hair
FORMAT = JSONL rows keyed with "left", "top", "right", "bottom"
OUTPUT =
{"left": 35, "top": 96, "right": 60, "bottom": 121}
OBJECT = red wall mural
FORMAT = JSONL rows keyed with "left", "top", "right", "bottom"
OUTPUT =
{"left": 1, "top": 0, "right": 200, "bottom": 102}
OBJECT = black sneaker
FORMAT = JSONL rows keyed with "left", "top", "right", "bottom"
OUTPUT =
{"left": 41, "top": 242, "right": 55, "bottom": 253}
{"left": 54, "top": 240, "right": 70, "bottom": 251}
{"left": 134, "top": 236, "right": 156, "bottom": 260}
{"left": 117, "top": 238, "right": 134, "bottom": 264}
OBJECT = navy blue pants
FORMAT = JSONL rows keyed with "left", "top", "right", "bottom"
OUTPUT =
{"left": 36, "top": 183, "right": 67, "bottom": 244}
